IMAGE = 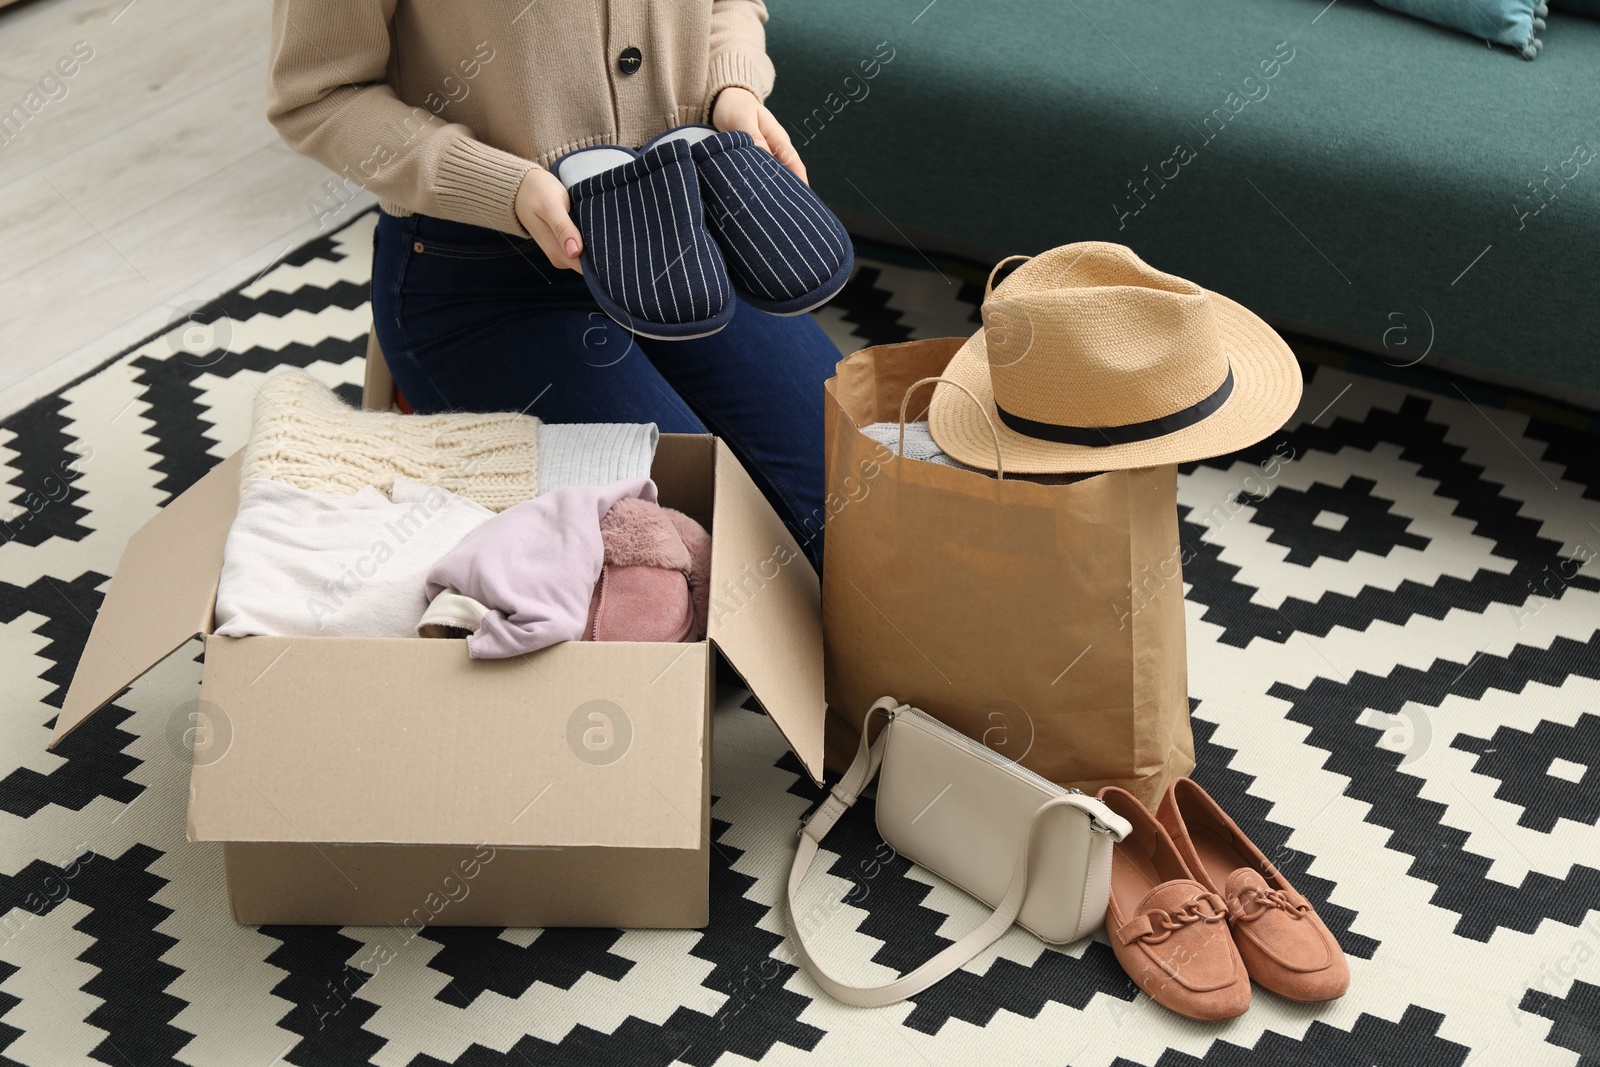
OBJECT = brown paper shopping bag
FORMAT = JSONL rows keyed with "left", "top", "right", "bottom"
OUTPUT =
{"left": 822, "top": 338, "right": 1194, "bottom": 808}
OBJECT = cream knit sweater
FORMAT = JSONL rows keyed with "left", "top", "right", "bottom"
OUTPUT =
{"left": 240, "top": 371, "right": 541, "bottom": 511}
{"left": 267, "top": 0, "right": 775, "bottom": 238}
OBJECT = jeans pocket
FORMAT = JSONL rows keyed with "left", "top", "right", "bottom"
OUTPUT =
{"left": 409, "top": 214, "right": 542, "bottom": 260}
{"left": 410, "top": 238, "right": 544, "bottom": 260}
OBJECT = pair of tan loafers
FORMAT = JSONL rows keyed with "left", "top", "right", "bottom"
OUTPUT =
{"left": 1098, "top": 778, "right": 1350, "bottom": 1021}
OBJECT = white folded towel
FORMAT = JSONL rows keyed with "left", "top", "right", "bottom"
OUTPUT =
{"left": 213, "top": 478, "right": 493, "bottom": 638}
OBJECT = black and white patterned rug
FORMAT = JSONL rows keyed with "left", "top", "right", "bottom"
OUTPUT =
{"left": 3, "top": 208, "right": 1599, "bottom": 1067}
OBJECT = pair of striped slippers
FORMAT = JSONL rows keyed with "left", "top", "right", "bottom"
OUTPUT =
{"left": 554, "top": 125, "right": 854, "bottom": 340}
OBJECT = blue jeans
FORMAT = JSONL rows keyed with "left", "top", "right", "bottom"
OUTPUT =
{"left": 370, "top": 209, "right": 841, "bottom": 569}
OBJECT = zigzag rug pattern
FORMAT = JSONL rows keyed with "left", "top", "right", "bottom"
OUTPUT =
{"left": 1, "top": 209, "right": 1597, "bottom": 1067}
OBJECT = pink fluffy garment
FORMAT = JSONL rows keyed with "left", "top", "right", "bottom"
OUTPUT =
{"left": 588, "top": 498, "right": 711, "bottom": 642}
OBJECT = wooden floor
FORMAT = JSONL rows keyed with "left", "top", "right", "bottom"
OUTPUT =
{"left": 0, "top": 0, "right": 375, "bottom": 419}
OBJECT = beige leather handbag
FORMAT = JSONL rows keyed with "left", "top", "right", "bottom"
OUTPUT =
{"left": 788, "top": 697, "right": 1133, "bottom": 1006}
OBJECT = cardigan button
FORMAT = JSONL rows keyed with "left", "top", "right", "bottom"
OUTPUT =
{"left": 617, "top": 46, "right": 642, "bottom": 76}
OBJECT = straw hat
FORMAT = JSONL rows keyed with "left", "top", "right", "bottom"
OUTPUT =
{"left": 928, "top": 243, "right": 1302, "bottom": 473}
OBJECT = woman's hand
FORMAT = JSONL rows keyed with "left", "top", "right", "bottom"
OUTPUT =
{"left": 711, "top": 86, "right": 807, "bottom": 184}
{"left": 515, "top": 167, "right": 584, "bottom": 273}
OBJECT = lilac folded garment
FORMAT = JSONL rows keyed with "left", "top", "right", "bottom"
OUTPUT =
{"left": 422, "top": 477, "right": 656, "bottom": 658}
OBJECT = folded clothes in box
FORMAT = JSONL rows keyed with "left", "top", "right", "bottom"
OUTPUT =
{"left": 218, "top": 370, "right": 700, "bottom": 648}
{"left": 240, "top": 370, "right": 660, "bottom": 504}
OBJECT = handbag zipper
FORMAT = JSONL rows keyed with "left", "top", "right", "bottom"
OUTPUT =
{"left": 895, "top": 705, "right": 1117, "bottom": 835}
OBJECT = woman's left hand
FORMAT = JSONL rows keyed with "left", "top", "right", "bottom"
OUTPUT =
{"left": 711, "top": 87, "right": 808, "bottom": 184}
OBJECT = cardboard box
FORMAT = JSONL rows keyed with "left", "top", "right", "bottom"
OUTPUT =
{"left": 50, "top": 360, "right": 825, "bottom": 927}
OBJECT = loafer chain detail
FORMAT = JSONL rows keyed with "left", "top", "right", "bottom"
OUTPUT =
{"left": 1227, "top": 883, "right": 1312, "bottom": 925}
{"left": 1115, "top": 890, "right": 1227, "bottom": 946}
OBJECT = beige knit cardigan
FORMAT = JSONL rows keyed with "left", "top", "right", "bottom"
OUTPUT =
{"left": 267, "top": 0, "right": 776, "bottom": 238}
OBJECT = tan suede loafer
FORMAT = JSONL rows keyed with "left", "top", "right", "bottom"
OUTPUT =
{"left": 1157, "top": 777, "right": 1350, "bottom": 1003}
{"left": 1098, "top": 787, "right": 1251, "bottom": 1021}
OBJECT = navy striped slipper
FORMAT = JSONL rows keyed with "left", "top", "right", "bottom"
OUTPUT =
{"left": 648, "top": 126, "right": 854, "bottom": 316}
{"left": 555, "top": 139, "right": 735, "bottom": 340}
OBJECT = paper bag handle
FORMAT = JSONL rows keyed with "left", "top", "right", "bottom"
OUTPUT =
{"left": 985, "top": 254, "right": 1032, "bottom": 299}
{"left": 897, "top": 376, "right": 1005, "bottom": 480}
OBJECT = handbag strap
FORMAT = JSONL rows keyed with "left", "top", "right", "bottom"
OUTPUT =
{"left": 786, "top": 698, "right": 1103, "bottom": 1007}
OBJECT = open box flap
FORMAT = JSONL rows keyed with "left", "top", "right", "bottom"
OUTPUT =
{"left": 48, "top": 453, "right": 242, "bottom": 749}
{"left": 706, "top": 440, "right": 826, "bottom": 785}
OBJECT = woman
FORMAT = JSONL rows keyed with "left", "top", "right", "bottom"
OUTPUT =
{"left": 267, "top": 1, "right": 839, "bottom": 568}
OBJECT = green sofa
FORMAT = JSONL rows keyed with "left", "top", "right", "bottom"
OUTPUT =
{"left": 765, "top": 0, "right": 1600, "bottom": 398}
